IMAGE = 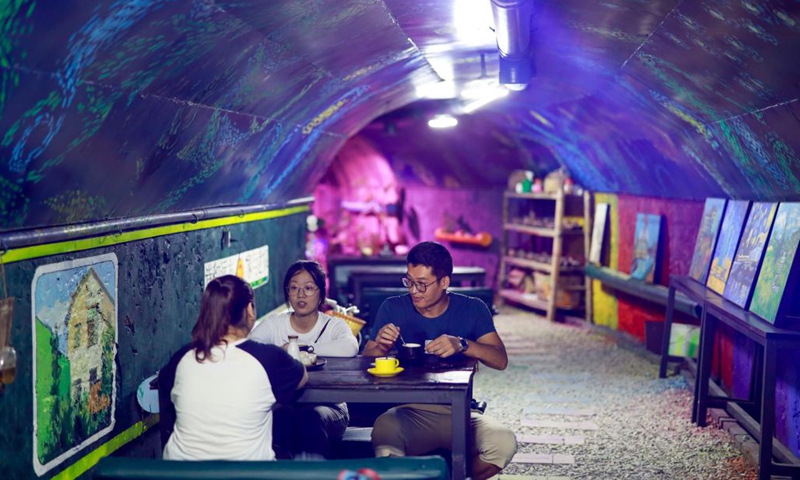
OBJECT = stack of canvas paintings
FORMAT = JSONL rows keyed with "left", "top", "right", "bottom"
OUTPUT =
{"left": 722, "top": 202, "right": 777, "bottom": 308}
{"left": 630, "top": 213, "right": 661, "bottom": 283}
{"left": 706, "top": 200, "right": 750, "bottom": 294}
{"left": 688, "top": 198, "right": 726, "bottom": 284}
{"left": 749, "top": 203, "right": 800, "bottom": 325}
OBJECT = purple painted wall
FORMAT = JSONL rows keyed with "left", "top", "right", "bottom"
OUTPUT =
{"left": 402, "top": 186, "right": 504, "bottom": 289}
{"left": 314, "top": 134, "right": 505, "bottom": 288}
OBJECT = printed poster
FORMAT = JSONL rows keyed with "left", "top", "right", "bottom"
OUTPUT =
{"left": 204, "top": 245, "right": 269, "bottom": 288}
{"left": 32, "top": 254, "right": 118, "bottom": 475}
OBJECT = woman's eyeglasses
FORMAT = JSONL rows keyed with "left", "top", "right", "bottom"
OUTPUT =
{"left": 287, "top": 285, "right": 319, "bottom": 296}
{"left": 401, "top": 276, "right": 437, "bottom": 293}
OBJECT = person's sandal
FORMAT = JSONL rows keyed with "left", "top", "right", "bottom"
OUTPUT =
{"left": 470, "top": 399, "right": 487, "bottom": 414}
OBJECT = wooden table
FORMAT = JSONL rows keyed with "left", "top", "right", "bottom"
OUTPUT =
{"left": 347, "top": 265, "right": 486, "bottom": 307}
{"left": 694, "top": 296, "right": 800, "bottom": 480}
{"left": 297, "top": 356, "right": 477, "bottom": 480}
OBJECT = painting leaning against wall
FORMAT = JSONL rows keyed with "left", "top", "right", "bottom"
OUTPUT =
{"left": 749, "top": 203, "right": 800, "bottom": 325}
{"left": 31, "top": 254, "right": 118, "bottom": 476}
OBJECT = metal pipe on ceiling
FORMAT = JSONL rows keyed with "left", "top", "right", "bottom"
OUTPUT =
{"left": 491, "top": 0, "right": 532, "bottom": 56}
{"left": 490, "top": 0, "right": 534, "bottom": 89}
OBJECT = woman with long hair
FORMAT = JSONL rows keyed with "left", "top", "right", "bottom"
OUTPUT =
{"left": 249, "top": 260, "right": 358, "bottom": 459}
{"left": 159, "top": 275, "right": 307, "bottom": 461}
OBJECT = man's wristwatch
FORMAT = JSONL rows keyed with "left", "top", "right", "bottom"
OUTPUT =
{"left": 458, "top": 336, "right": 469, "bottom": 353}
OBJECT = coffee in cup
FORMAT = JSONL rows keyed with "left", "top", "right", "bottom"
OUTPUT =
{"left": 399, "top": 343, "right": 423, "bottom": 363}
{"left": 374, "top": 356, "right": 400, "bottom": 373}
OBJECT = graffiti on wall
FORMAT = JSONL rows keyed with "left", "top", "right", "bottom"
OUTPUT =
{"left": 31, "top": 254, "right": 118, "bottom": 475}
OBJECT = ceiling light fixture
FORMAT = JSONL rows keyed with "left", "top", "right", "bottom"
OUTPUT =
{"left": 428, "top": 114, "right": 458, "bottom": 129}
{"left": 416, "top": 80, "right": 457, "bottom": 100}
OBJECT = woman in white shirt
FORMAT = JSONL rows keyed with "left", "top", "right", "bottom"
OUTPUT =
{"left": 249, "top": 260, "right": 357, "bottom": 459}
{"left": 159, "top": 275, "right": 307, "bottom": 461}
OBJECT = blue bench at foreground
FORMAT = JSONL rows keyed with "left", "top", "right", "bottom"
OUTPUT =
{"left": 92, "top": 455, "right": 450, "bottom": 480}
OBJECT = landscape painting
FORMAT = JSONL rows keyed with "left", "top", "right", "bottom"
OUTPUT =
{"left": 32, "top": 254, "right": 118, "bottom": 475}
{"left": 723, "top": 202, "right": 777, "bottom": 308}
{"left": 630, "top": 213, "right": 661, "bottom": 283}
{"left": 688, "top": 198, "right": 726, "bottom": 284}
{"left": 706, "top": 200, "right": 749, "bottom": 294}
{"left": 749, "top": 203, "right": 800, "bottom": 324}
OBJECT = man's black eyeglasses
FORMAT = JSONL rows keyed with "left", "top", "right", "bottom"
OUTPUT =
{"left": 401, "top": 276, "right": 437, "bottom": 293}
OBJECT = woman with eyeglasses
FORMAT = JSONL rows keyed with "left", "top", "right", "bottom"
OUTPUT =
{"left": 249, "top": 260, "right": 357, "bottom": 459}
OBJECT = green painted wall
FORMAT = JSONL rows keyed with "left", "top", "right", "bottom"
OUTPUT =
{"left": 0, "top": 212, "right": 306, "bottom": 479}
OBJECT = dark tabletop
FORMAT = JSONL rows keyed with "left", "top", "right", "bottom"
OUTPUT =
{"left": 302, "top": 355, "right": 477, "bottom": 390}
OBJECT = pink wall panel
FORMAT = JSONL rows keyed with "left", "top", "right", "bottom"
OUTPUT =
{"left": 616, "top": 194, "right": 703, "bottom": 283}
{"left": 611, "top": 194, "right": 704, "bottom": 338}
{"left": 402, "top": 186, "right": 504, "bottom": 289}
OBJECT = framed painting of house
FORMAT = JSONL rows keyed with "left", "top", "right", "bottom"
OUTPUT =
{"left": 749, "top": 203, "right": 800, "bottom": 327}
{"left": 723, "top": 202, "right": 777, "bottom": 308}
{"left": 688, "top": 198, "right": 727, "bottom": 284}
{"left": 31, "top": 253, "right": 118, "bottom": 475}
{"left": 589, "top": 203, "right": 609, "bottom": 265}
{"left": 706, "top": 200, "right": 750, "bottom": 295}
{"left": 630, "top": 213, "right": 661, "bottom": 283}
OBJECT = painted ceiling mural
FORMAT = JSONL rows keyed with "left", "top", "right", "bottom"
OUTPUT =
{"left": 1, "top": 0, "right": 799, "bottom": 232}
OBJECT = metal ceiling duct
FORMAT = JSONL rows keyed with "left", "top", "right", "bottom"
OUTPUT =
{"left": 490, "top": 0, "right": 534, "bottom": 89}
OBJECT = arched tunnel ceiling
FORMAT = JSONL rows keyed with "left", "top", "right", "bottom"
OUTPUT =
{"left": 0, "top": 0, "right": 799, "bottom": 232}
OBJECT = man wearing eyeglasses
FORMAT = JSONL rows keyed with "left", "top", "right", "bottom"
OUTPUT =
{"left": 362, "top": 241, "right": 517, "bottom": 480}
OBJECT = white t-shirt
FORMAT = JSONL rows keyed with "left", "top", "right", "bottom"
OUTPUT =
{"left": 160, "top": 339, "right": 304, "bottom": 461}
{"left": 249, "top": 311, "right": 358, "bottom": 357}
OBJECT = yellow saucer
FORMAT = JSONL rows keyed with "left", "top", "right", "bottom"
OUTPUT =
{"left": 367, "top": 367, "right": 404, "bottom": 378}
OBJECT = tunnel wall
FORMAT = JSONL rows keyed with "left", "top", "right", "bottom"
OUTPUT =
{"left": 0, "top": 210, "right": 306, "bottom": 479}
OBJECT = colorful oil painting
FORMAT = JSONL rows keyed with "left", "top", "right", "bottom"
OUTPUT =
{"left": 723, "top": 202, "right": 777, "bottom": 308}
{"left": 688, "top": 198, "right": 727, "bottom": 284}
{"left": 32, "top": 254, "right": 118, "bottom": 475}
{"left": 589, "top": 203, "right": 609, "bottom": 264}
{"left": 630, "top": 213, "right": 661, "bottom": 283}
{"left": 706, "top": 200, "right": 750, "bottom": 294}
{"left": 749, "top": 203, "right": 800, "bottom": 324}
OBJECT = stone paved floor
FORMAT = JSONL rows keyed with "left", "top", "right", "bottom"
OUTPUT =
{"left": 479, "top": 307, "right": 757, "bottom": 480}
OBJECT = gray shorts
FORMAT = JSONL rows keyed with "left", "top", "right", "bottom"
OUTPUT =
{"left": 371, "top": 403, "right": 517, "bottom": 469}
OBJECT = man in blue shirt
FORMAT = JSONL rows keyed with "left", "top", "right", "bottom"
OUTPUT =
{"left": 362, "top": 242, "right": 517, "bottom": 480}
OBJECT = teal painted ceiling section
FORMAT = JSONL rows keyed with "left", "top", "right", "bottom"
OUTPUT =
{"left": 1, "top": 0, "right": 799, "bottom": 232}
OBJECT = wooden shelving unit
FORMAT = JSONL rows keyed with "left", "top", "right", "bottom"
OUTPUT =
{"left": 498, "top": 189, "right": 589, "bottom": 321}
